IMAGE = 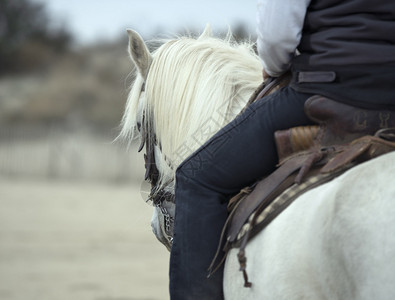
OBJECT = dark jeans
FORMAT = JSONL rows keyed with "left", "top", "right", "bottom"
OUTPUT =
{"left": 169, "top": 87, "right": 315, "bottom": 300}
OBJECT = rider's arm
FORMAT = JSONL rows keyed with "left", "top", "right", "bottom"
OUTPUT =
{"left": 256, "top": 0, "right": 311, "bottom": 77}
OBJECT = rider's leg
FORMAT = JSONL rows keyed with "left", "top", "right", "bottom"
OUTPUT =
{"left": 169, "top": 87, "right": 315, "bottom": 300}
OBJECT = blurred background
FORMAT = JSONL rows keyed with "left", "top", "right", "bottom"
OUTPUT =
{"left": 0, "top": 0, "right": 256, "bottom": 299}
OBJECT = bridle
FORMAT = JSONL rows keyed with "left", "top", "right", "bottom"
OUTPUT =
{"left": 137, "top": 117, "right": 175, "bottom": 203}
{"left": 137, "top": 105, "right": 175, "bottom": 247}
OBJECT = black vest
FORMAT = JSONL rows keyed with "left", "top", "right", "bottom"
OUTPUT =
{"left": 291, "top": 0, "right": 395, "bottom": 109}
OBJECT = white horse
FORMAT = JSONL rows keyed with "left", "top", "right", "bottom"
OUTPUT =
{"left": 120, "top": 27, "right": 395, "bottom": 299}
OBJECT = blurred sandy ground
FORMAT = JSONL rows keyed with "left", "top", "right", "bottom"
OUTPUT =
{"left": 0, "top": 1, "right": 170, "bottom": 299}
{"left": 0, "top": 177, "right": 170, "bottom": 300}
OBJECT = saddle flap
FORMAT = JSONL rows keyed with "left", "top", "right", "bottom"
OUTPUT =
{"left": 226, "top": 153, "right": 313, "bottom": 244}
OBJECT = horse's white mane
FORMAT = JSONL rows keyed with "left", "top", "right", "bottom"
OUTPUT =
{"left": 120, "top": 28, "right": 262, "bottom": 191}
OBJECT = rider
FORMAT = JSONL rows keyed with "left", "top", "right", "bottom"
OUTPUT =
{"left": 170, "top": 0, "right": 395, "bottom": 299}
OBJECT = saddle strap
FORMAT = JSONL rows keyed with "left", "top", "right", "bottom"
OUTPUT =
{"left": 322, "top": 128, "right": 395, "bottom": 173}
{"left": 234, "top": 165, "right": 348, "bottom": 288}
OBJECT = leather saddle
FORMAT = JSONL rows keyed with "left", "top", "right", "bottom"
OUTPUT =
{"left": 229, "top": 95, "right": 395, "bottom": 243}
{"left": 209, "top": 93, "right": 395, "bottom": 286}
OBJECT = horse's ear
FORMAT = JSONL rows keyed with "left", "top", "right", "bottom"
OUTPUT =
{"left": 198, "top": 24, "right": 212, "bottom": 39}
{"left": 127, "top": 29, "right": 153, "bottom": 81}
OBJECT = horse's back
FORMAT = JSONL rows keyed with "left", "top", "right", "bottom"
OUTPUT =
{"left": 224, "top": 151, "right": 395, "bottom": 300}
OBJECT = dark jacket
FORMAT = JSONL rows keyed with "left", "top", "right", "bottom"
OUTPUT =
{"left": 291, "top": 0, "right": 395, "bottom": 110}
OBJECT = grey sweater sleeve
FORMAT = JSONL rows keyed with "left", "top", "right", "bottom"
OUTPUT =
{"left": 256, "top": 0, "right": 311, "bottom": 77}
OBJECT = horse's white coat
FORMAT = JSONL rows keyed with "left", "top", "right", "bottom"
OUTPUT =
{"left": 121, "top": 28, "right": 395, "bottom": 299}
{"left": 225, "top": 151, "right": 395, "bottom": 299}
